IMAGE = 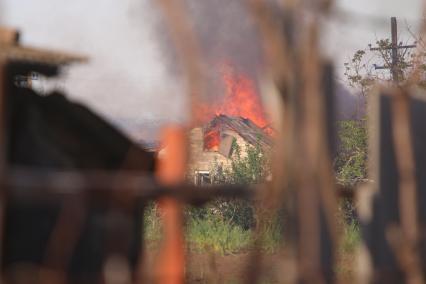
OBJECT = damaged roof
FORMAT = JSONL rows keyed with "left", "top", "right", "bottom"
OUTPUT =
{"left": 0, "top": 45, "right": 88, "bottom": 66}
{"left": 203, "top": 114, "right": 273, "bottom": 149}
{"left": 0, "top": 27, "right": 87, "bottom": 66}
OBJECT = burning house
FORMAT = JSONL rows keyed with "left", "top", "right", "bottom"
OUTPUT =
{"left": 155, "top": 64, "right": 272, "bottom": 185}
{"left": 186, "top": 64, "right": 273, "bottom": 185}
{"left": 188, "top": 114, "right": 273, "bottom": 185}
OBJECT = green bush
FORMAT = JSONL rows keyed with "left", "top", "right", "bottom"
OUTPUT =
{"left": 207, "top": 142, "right": 271, "bottom": 231}
{"left": 186, "top": 199, "right": 254, "bottom": 229}
{"left": 143, "top": 203, "right": 282, "bottom": 255}
{"left": 335, "top": 119, "right": 368, "bottom": 186}
{"left": 210, "top": 141, "right": 270, "bottom": 186}
{"left": 186, "top": 210, "right": 252, "bottom": 254}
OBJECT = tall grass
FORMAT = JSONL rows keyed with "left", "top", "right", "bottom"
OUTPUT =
{"left": 336, "top": 220, "right": 361, "bottom": 280}
{"left": 255, "top": 218, "right": 283, "bottom": 253}
{"left": 143, "top": 205, "right": 164, "bottom": 248}
{"left": 186, "top": 213, "right": 252, "bottom": 254}
{"left": 341, "top": 221, "right": 361, "bottom": 254}
{"left": 143, "top": 203, "right": 282, "bottom": 255}
{"left": 144, "top": 202, "right": 360, "bottom": 258}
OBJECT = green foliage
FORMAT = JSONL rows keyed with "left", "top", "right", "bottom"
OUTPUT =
{"left": 187, "top": 199, "right": 255, "bottom": 230}
{"left": 143, "top": 204, "right": 281, "bottom": 255}
{"left": 206, "top": 142, "right": 272, "bottom": 230}
{"left": 143, "top": 204, "right": 163, "bottom": 247}
{"left": 209, "top": 143, "right": 282, "bottom": 252}
{"left": 142, "top": 142, "right": 281, "bottom": 255}
{"left": 335, "top": 220, "right": 361, "bottom": 279}
{"left": 229, "top": 143, "right": 268, "bottom": 184}
{"left": 187, "top": 200, "right": 283, "bottom": 247}
{"left": 344, "top": 34, "right": 425, "bottom": 95}
{"left": 335, "top": 119, "right": 368, "bottom": 186}
{"left": 186, "top": 209, "right": 252, "bottom": 254}
{"left": 217, "top": 199, "right": 255, "bottom": 229}
{"left": 143, "top": 128, "right": 366, "bottom": 257}
{"left": 341, "top": 221, "right": 361, "bottom": 254}
{"left": 344, "top": 49, "right": 375, "bottom": 97}
{"left": 373, "top": 39, "right": 415, "bottom": 73}
{"left": 211, "top": 142, "right": 270, "bottom": 185}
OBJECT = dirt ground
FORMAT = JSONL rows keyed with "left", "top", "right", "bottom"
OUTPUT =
{"left": 185, "top": 252, "right": 288, "bottom": 283}
{"left": 141, "top": 249, "right": 356, "bottom": 283}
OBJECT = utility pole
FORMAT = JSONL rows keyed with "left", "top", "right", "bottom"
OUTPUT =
{"left": 370, "top": 17, "right": 417, "bottom": 83}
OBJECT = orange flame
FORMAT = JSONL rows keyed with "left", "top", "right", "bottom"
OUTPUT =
{"left": 199, "top": 63, "right": 269, "bottom": 151}
{"left": 216, "top": 64, "right": 268, "bottom": 128}
{"left": 204, "top": 129, "right": 220, "bottom": 151}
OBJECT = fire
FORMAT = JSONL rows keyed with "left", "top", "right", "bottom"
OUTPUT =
{"left": 199, "top": 62, "right": 269, "bottom": 151}
{"left": 203, "top": 129, "right": 220, "bottom": 151}
{"left": 216, "top": 64, "right": 268, "bottom": 128}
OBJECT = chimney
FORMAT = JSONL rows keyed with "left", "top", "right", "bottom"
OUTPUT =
{"left": 0, "top": 27, "right": 20, "bottom": 45}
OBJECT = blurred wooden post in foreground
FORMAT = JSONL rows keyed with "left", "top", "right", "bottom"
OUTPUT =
{"left": 154, "top": 127, "right": 187, "bottom": 284}
{"left": 247, "top": 1, "right": 339, "bottom": 282}
{"left": 0, "top": 59, "right": 5, "bottom": 280}
{"left": 0, "top": 27, "right": 20, "bottom": 277}
{"left": 361, "top": 89, "right": 426, "bottom": 284}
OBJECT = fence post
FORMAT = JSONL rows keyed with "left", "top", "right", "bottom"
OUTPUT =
{"left": 0, "top": 59, "right": 7, "bottom": 280}
{"left": 154, "top": 126, "right": 188, "bottom": 284}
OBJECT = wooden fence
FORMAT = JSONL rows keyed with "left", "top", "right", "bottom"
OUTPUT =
{"left": 1, "top": 1, "right": 426, "bottom": 283}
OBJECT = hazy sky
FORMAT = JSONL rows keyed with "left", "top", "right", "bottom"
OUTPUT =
{"left": 0, "top": 0, "right": 423, "bottom": 138}
{"left": 0, "top": 0, "right": 184, "bottom": 137}
{"left": 329, "top": 0, "right": 422, "bottom": 76}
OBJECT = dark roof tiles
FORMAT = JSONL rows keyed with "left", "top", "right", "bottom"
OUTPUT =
{"left": 203, "top": 115, "right": 273, "bottom": 149}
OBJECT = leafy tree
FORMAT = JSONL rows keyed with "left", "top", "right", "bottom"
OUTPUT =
{"left": 210, "top": 140, "right": 270, "bottom": 185}
{"left": 339, "top": 31, "right": 422, "bottom": 186}
{"left": 344, "top": 35, "right": 424, "bottom": 97}
{"left": 343, "top": 49, "right": 376, "bottom": 98}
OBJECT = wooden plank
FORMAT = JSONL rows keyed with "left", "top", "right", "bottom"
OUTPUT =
{"left": 363, "top": 89, "right": 426, "bottom": 283}
{"left": 0, "top": 59, "right": 7, "bottom": 277}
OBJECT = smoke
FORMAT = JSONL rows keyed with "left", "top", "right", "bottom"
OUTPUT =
{"left": 0, "top": 0, "right": 187, "bottom": 137}
{"left": 0, "top": 0, "right": 267, "bottom": 139}
{"left": 0, "top": 0, "right": 375, "bottom": 141}
{"left": 184, "top": 0, "right": 263, "bottom": 76}
{"left": 153, "top": 0, "right": 265, "bottom": 104}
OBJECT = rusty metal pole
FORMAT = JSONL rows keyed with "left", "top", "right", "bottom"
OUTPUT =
{"left": 154, "top": 127, "right": 187, "bottom": 284}
{"left": 151, "top": 2, "right": 202, "bottom": 281}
